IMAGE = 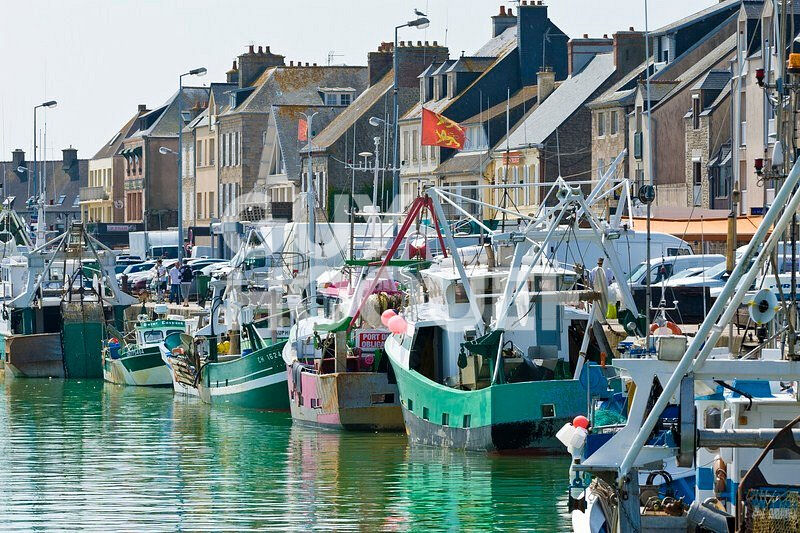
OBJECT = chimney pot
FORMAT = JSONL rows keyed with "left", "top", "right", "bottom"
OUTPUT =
{"left": 313, "top": 62, "right": 317, "bottom": 66}
{"left": 248, "top": 45, "right": 254, "bottom": 53}
{"left": 500, "top": 5, "right": 506, "bottom": 15}
{"left": 138, "top": 104, "right": 147, "bottom": 112}
{"left": 289, "top": 60, "right": 294, "bottom": 66}
{"left": 583, "top": 34, "right": 588, "bottom": 38}
{"left": 603, "top": 34, "right": 608, "bottom": 39}
{"left": 629, "top": 26, "right": 634, "bottom": 31}
{"left": 265, "top": 46, "right": 271, "bottom": 53}
{"left": 433, "top": 40, "right": 438, "bottom": 46}
{"left": 400, "top": 41, "right": 405, "bottom": 46}
{"left": 258, "top": 45, "right": 264, "bottom": 54}
{"left": 417, "top": 40, "right": 422, "bottom": 46}
{"left": 507, "top": 8, "right": 513, "bottom": 15}
{"left": 305, "top": 62, "right": 310, "bottom": 66}
{"left": 521, "top": 0, "right": 526, "bottom": 5}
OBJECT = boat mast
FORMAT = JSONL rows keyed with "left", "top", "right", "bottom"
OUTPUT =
{"left": 303, "top": 112, "right": 318, "bottom": 314}
{"left": 643, "top": 0, "right": 654, "bottom": 347}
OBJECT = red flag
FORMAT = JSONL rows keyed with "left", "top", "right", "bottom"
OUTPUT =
{"left": 298, "top": 118, "right": 308, "bottom": 141}
{"left": 421, "top": 107, "right": 465, "bottom": 150}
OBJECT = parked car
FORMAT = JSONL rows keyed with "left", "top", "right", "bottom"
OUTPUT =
{"left": 611, "top": 254, "right": 725, "bottom": 302}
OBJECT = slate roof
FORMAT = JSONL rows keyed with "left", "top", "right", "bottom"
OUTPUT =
{"left": 693, "top": 69, "right": 731, "bottom": 91}
{"left": 700, "top": 83, "right": 731, "bottom": 116}
{"left": 127, "top": 87, "right": 209, "bottom": 140}
{"left": 504, "top": 53, "right": 616, "bottom": 149}
{"left": 650, "top": 0, "right": 738, "bottom": 36}
{"left": 402, "top": 26, "right": 519, "bottom": 121}
{"left": 228, "top": 66, "right": 368, "bottom": 115}
{"left": 463, "top": 85, "right": 539, "bottom": 124}
{"left": 92, "top": 110, "right": 142, "bottom": 160}
{"left": 209, "top": 82, "right": 237, "bottom": 114}
{"left": 271, "top": 105, "right": 341, "bottom": 182}
{"left": 475, "top": 25, "right": 518, "bottom": 57}
{"left": 435, "top": 152, "right": 489, "bottom": 175}
{"left": 307, "top": 70, "right": 394, "bottom": 150}
{"left": 742, "top": 0, "right": 765, "bottom": 18}
{"left": 1, "top": 158, "right": 88, "bottom": 213}
{"left": 651, "top": 34, "right": 736, "bottom": 110}
{"left": 446, "top": 57, "right": 495, "bottom": 73}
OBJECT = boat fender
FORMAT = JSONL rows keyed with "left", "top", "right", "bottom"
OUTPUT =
{"left": 650, "top": 321, "right": 682, "bottom": 335}
{"left": 599, "top": 351, "right": 607, "bottom": 368}
{"left": 713, "top": 455, "right": 727, "bottom": 496}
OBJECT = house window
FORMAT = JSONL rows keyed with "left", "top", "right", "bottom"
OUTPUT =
{"left": 635, "top": 106, "right": 643, "bottom": 132}
{"left": 197, "top": 192, "right": 203, "bottom": 218}
{"left": 692, "top": 95, "right": 700, "bottom": 130}
{"left": 610, "top": 111, "right": 618, "bottom": 135}
{"left": 325, "top": 93, "right": 337, "bottom": 105}
{"left": 693, "top": 161, "right": 702, "bottom": 186}
{"left": 412, "top": 130, "right": 419, "bottom": 163}
{"left": 598, "top": 158, "right": 605, "bottom": 178}
{"left": 235, "top": 132, "right": 240, "bottom": 166}
{"left": 340, "top": 93, "right": 351, "bottom": 106}
{"left": 208, "top": 191, "right": 214, "bottom": 218}
{"left": 402, "top": 131, "right": 410, "bottom": 164}
{"left": 196, "top": 140, "right": 203, "bottom": 167}
{"left": 597, "top": 112, "right": 605, "bottom": 137}
{"left": 692, "top": 160, "right": 702, "bottom": 207}
{"left": 209, "top": 139, "right": 215, "bottom": 165}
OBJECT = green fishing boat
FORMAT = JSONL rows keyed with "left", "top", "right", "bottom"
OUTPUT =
{"left": 103, "top": 306, "right": 187, "bottom": 387}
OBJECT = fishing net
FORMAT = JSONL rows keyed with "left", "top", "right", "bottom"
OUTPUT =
{"left": 594, "top": 408, "right": 627, "bottom": 427}
{"left": 743, "top": 489, "right": 800, "bottom": 533}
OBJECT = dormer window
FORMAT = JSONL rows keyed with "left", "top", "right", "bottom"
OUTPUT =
{"left": 320, "top": 88, "right": 355, "bottom": 106}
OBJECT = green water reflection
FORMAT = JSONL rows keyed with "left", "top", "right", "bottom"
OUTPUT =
{"left": 0, "top": 379, "right": 570, "bottom": 531}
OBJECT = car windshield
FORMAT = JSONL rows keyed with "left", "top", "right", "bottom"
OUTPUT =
{"left": 628, "top": 262, "right": 648, "bottom": 282}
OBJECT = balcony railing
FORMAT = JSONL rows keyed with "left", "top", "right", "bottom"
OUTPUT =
{"left": 79, "top": 186, "right": 109, "bottom": 202}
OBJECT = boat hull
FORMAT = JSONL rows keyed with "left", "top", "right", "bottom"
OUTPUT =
{"left": 196, "top": 340, "right": 289, "bottom": 410}
{"left": 388, "top": 342, "right": 586, "bottom": 452}
{"left": 103, "top": 347, "right": 172, "bottom": 387}
{"left": 287, "top": 364, "right": 404, "bottom": 431}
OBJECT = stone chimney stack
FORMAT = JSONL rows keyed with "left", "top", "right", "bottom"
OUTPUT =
{"left": 537, "top": 67, "right": 555, "bottom": 104}
{"left": 62, "top": 147, "right": 79, "bottom": 180}
{"left": 11, "top": 149, "right": 26, "bottom": 181}
{"left": 237, "top": 45, "right": 285, "bottom": 88}
{"left": 226, "top": 60, "right": 239, "bottom": 84}
{"left": 138, "top": 104, "right": 148, "bottom": 113}
{"left": 491, "top": 5, "right": 517, "bottom": 38}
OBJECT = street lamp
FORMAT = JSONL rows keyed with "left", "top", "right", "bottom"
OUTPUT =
{"left": 392, "top": 15, "right": 430, "bottom": 214}
{"left": 33, "top": 100, "right": 57, "bottom": 246}
{"left": 159, "top": 146, "right": 176, "bottom": 156}
{"left": 177, "top": 67, "right": 206, "bottom": 260}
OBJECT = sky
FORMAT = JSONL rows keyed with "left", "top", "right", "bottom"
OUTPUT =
{"left": 0, "top": 0, "right": 717, "bottom": 162}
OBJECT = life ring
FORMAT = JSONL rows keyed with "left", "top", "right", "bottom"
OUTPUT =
{"left": 650, "top": 321, "right": 682, "bottom": 335}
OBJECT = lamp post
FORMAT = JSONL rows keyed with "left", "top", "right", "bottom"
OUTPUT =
{"left": 392, "top": 15, "right": 429, "bottom": 212}
{"left": 177, "top": 67, "right": 206, "bottom": 260}
{"left": 33, "top": 100, "right": 57, "bottom": 246}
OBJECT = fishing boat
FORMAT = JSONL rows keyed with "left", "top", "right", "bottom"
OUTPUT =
{"left": 282, "top": 261, "right": 410, "bottom": 431}
{"left": 102, "top": 304, "right": 188, "bottom": 386}
{"left": 385, "top": 178, "right": 637, "bottom": 452}
{"left": 565, "top": 157, "right": 800, "bottom": 532}
{"left": 0, "top": 222, "right": 136, "bottom": 378}
{"left": 167, "top": 271, "right": 292, "bottom": 408}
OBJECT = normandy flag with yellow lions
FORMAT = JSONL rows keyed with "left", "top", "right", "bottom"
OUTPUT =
{"left": 421, "top": 107, "right": 465, "bottom": 150}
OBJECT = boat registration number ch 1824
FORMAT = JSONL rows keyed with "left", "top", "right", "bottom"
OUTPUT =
{"left": 357, "top": 331, "right": 389, "bottom": 352}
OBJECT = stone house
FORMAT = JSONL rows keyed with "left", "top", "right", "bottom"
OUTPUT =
{"left": 120, "top": 87, "right": 208, "bottom": 231}
{"left": 683, "top": 70, "right": 731, "bottom": 209}
{"left": 398, "top": 1, "right": 570, "bottom": 210}
{"left": 81, "top": 105, "right": 146, "bottom": 227}
{"left": 301, "top": 41, "right": 449, "bottom": 222}
{"left": 2, "top": 148, "right": 88, "bottom": 237}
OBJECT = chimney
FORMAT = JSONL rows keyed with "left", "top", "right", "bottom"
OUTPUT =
{"left": 612, "top": 29, "right": 645, "bottom": 73}
{"left": 368, "top": 41, "right": 394, "bottom": 85}
{"left": 567, "top": 34, "right": 612, "bottom": 75}
{"left": 11, "top": 149, "right": 26, "bottom": 182}
{"left": 237, "top": 45, "right": 285, "bottom": 88}
{"left": 138, "top": 104, "right": 148, "bottom": 113}
{"left": 368, "top": 40, "right": 449, "bottom": 88}
{"left": 491, "top": 5, "right": 517, "bottom": 38}
{"left": 537, "top": 67, "right": 555, "bottom": 104}
{"left": 226, "top": 60, "right": 239, "bottom": 84}
{"left": 62, "top": 147, "right": 79, "bottom": 180}
{"left": 518, "top": 1, "right": 568, "bottom": 84}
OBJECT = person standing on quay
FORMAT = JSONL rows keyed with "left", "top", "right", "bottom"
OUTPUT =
{"left": 168, "top": 262, "right": 183, "bottom": 304}
{"left": 180, "top": 262, "right": 194, "bottom": 307}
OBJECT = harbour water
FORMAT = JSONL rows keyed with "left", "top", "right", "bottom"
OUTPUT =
{"left": 0, "top": 379, "right": 570, "bottom": 531}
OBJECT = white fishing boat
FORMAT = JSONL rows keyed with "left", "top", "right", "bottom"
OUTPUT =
{"left": 564, "top": 157, "right": 800, "bottom": 532}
